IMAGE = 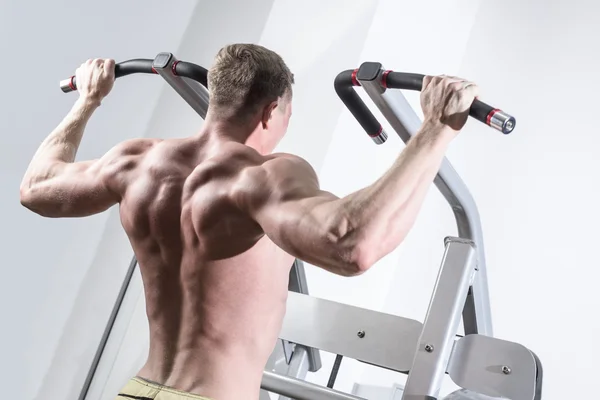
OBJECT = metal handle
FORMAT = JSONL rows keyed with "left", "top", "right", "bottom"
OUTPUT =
{"left": 58, "top": 57, "right": 208, "bottom": 93}
{"left": 334, "top": 69, "right": 387, "bottom": 144}
{"left": 60, "top": 76, "right": 77, "bottom": 93}
{"left": 383, "top": 69, "right": 516, "bottom": 134}
{"left": 59, "top": 59, "right": 155, "bottom": 93}
{"left": 334, "top": 62, "right": 517, "bottom": 138}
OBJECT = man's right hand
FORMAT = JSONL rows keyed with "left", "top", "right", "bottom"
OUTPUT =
{"left": 420, "top": 75, "right": 480, "bottom": 133}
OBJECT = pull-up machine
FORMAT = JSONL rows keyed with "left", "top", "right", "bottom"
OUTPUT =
{"left": 61, "top": 53, "right": 543, "bottom": 400}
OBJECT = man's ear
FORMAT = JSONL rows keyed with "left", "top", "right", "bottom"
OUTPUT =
{"left": 261, "top": 101, "right": 279, "bottom": 129}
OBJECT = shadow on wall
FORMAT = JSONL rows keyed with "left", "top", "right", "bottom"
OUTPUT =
{"left": 267, "top": 0, "right": 380, "bottom": 172}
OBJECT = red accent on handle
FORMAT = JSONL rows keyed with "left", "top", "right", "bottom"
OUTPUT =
{"left": 172, "top": 60, "right": 180, "bottom": 76}
{"left": 69, "top": 76, "right": 76, "bottom": 91}
{"left": 151, "top": 67, "right": 158, "bottom": 74}
{"left": 368, "top": 125, "right": 383, "bottom": 138}
{"left": 381, "top": 70, "right": 392, "bottom": 88}
{"left": 351, "top": 69, "right": 360, "bottom": 86}
{"left": 486, "top": 109, "right": 501, "bottom": 125}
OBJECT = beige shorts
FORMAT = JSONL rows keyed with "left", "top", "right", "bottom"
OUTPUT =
{"left": 116, "top": 377, "right": 211, "bottom": 400}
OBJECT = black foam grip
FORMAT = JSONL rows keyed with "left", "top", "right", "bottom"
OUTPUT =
{"left": 66, "top": 59, "right": 155, "bottom": 91}
{"left": 385, "top": 72, "right": 424, "bottom": 91}
{"left": 334, "top": 70, "right": 382, "bottom": 137}
{"left": 385, "top": 72, "right": 508, "bottom": 130}
{"left": 114, "top": 59, "right": 155, "bottom": 77}
{"left": 174, "top": 62, "right": 208, "bottom": 88}
{"left": 532, "top": 351, "right": 544, "bottom": 400}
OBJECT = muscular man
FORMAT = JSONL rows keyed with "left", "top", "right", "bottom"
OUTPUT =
{"left": 20, "top": 44, "right": 478, "bottom": 400}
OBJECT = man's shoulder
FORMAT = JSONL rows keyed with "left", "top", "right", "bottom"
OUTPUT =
{"left": 100, "top": 138, "right": 161, "bottom": 190}
{"left": 234, "top": 152, "right": 317, "bottom": 200}
{"left": 107, "top": 138, "right": 161, "bottom": 158}
{"left": 263, "top": 152, "right": 315, "bottom": 174}
{"left": 213, "top": 145, "right": 314, "bottom": 176}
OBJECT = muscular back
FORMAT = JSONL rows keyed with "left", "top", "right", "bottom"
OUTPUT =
{"left": 112, "top": 137, "right": 296, "bottom": 399}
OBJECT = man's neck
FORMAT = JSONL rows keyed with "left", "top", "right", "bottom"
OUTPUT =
{"left": 197, "top": 115, "right": 269, "bottom": 154}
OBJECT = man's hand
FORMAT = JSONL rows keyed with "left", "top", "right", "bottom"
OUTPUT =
{"left": 420, "top": 75, "right": 480, "bottom": 133}
{"left": 75, "top": 58, "right": 115, "bottom": 104}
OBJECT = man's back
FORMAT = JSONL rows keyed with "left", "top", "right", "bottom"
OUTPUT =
{"left": 117, "top": 137, "right": 294, "bottom": 399}
{"left": 20, "top": 45, "right": 476, "bottom": 400}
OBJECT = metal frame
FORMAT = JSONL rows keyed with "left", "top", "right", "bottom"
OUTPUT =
{"left": 262, "top": 372, "right": 366, "bottom": 400}
{"left": 77, "top": 256, "right": 139, "bottom": 400}
{"left": 82, "top": 54, "right": 542, "bottom": 400}
{"left": 263, "top": 260, "right": 323, "bottom": 400}
{"left": 401, "top": 237, "right": 477, "bottom": 399}
{"left": 447, "top": 334, "right": 540, "bottom": 400}
{"left": 152, "top": 53, "right": 210, "bottom": 117}
{"left": 359, "top": 76, "right": 493, "bottom": 337}
{"left": 279, "top": 292, "right": 423, "bottom": 373}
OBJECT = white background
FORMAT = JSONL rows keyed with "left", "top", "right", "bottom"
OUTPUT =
{"left": 2, "top": 0, "right": 599, "bottom": 399}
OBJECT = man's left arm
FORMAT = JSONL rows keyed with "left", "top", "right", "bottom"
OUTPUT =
{"left": 20, "top": 58, "right": 119, "bottom": 218}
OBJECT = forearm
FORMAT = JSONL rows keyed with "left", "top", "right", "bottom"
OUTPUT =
{"left": 22, "top": 97, "right": 99, "bottom": 188}
{"left": 338, "top": 121, "right": 454, "bottom": 267}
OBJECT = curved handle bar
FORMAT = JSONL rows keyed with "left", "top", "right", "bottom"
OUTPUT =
{"left": 334, "top": 70, "right": 387, "bottom": 144}
{"left": 335, "top": 65, "right": 516, "bottom": 143}
{"left": 60, "top": 58, "right": 208, "bottom": 93}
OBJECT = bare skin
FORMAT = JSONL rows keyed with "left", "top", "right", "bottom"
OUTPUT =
{"left": 20, "top": 59, "right": 478, "bottom": 399}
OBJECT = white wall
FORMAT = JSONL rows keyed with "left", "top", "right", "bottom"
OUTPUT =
{"left": 6, "top": 0, "right": 599, "bottom": 399}
{"left": 451, "top": 0, "right": 600, "bottom": 397}
{"left": 0, "top": 1, "right": 197, "bottom": 398}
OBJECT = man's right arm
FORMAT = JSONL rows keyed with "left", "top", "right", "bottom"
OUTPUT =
{"left": 241, "top": 75, "right": 478, "bottom": 276}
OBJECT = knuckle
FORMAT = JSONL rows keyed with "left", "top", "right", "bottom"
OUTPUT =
{"left": 422, "top": 75, "right": 432, "bottom": 88}
{"left": 449, "top": 81, "right": 463, "bottom": 91}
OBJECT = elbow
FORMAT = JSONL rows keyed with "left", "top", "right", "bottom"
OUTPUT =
{"left": 331, "top": 224, "right": 406, "bottom": 277}
{"left": 19, "top": 186, "right": 46, "bottom": 215}
{"left": 328, "top": 227, "right": 378, "bottom": 277}
{"left": 19, "top": 186, "right": 35, "bottom": 209}
{"left": 347, "top": 243, "right": 377, "bottom": 276}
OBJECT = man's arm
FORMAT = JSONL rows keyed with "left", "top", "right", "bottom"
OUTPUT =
{"left": 243, "top": 75, "right": 479, "bottom": 276}
{"left": 20, "top": 58, "right": 119, "bottom": 217}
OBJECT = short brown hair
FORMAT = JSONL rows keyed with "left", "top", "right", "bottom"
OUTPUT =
{"left": 208, "top": 43, "right": 294, "bottom": 121}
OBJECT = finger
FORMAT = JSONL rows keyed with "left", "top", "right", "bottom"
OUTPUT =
{"left": 75, "top": 67, "right": 83, "bottom": 91}
{"left": 422, "top": 75, "right": 433, "bottom": 90}
{"left": 449, "top": 81, "right": 467, "bottom": 92}
{"left": 104, "top": 59, "right": 116, "bottom": 75}
{"left": 463, "top": 83, "right": 480, "bottom": 99}
{"left": 86, "top": 59, "right": 93, "bottom": 65}
{"left": 427, "top": 75, "right": 444, "bottom": 89}
{"left": 444, "top": 76, "right": 466, "bottom": 87}
{"left": 104, "top": 60, "right": 115, "bottom": 79}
